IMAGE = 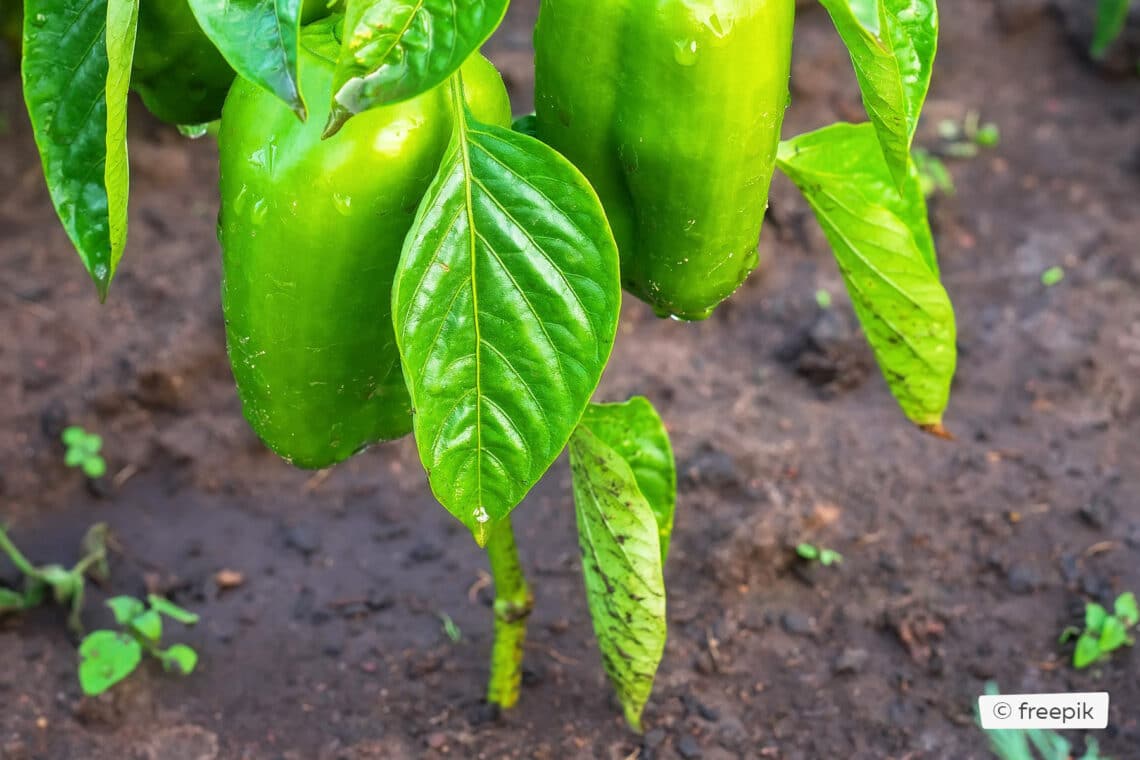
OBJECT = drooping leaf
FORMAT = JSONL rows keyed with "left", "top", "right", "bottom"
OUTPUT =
{"left": 325, "top": 0, "right": 509, "bottom": 136}
{"left": 147, "top": 594, "right": 200, "bottom": 625}
{"left": 392, "top": 79, "right": 621, "bottom": 545}
{"left": 78, "top": 630, "right": 142, "bottom": 695}
{"left": 569, "top": 426, "right": 667, "bottom": 732}
{"left": 818, "top": 0, "right": 938, "bottom": 188}
{"left": 579, "top": 398, "right": 676, "bottom": 563}
{"left": 777, "top": 123, "right": 956, "bottom": 431}
{"left": 106, "top": 596, "right": 146, "bottom": 625}
{"left": 1092, "top": 0, "right": 1131, "bottom": 58}
{"left": 187, "top": 0, "right": 306, "bottom": 118}
{"left": 22, "top": 0, "right": 138, "bottom": 299}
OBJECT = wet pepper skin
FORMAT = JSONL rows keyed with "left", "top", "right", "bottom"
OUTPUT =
{"left": 218, "top": 16, "right": 512, "bottom": 469}
{"left": 535, "top": 0, "right": 794, "bottom": 320}
{"left": 132, "top": 0, "right": 333, "bottom": 125}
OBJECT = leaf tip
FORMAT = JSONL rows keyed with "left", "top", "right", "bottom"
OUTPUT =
{"left": 322, "top": 106, "right": 349, "bottom": 140}
{"left": 94, "top": 276, "right": 110, "bottom": 304}
{"left": 919, "top": 421, "right": 953, "bottom": 441}
{"left": 623, "top": 704, "right": 645, "bottom": 734}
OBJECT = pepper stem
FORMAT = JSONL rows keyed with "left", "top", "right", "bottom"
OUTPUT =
{"left": 485, "top": 516, "right": 533, "bottom": 709}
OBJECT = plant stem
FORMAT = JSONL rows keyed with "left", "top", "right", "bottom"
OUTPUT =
{"left": 485, "top": 517, "right": 533, "bottom": 709}
{"left": 0, "top": 526, "right": 41, "bottom": 578}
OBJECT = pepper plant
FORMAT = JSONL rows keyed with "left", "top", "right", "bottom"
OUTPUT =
{"left": 16, "top": 0, "right": 954, "bottom": 729}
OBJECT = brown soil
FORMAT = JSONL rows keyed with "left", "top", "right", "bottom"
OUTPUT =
{"left": 1, "top": 2, "right": 1138, "bottom": 758}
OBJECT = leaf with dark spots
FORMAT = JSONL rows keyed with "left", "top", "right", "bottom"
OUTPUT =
{"left": 579, "top": 397, "right": 676, "bottom": 562}
{"left": 569, "top": 425, "right": 666, "bottom": 732}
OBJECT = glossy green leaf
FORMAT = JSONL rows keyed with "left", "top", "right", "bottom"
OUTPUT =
{"left": 511, "top": 113, "right": 537, "bottom": 138}
{"left": 1092, "top": 0, "right": 1131, "bottom": 58}
{"left": 161, "top": 644, "right": 199, "bottom": 675}
{"left": 106, "top": 596, "right": 146, "bottom": 625}
{"left": 22, "top": 0, "right": 138, "bottom": 299}
{"left": 187, "top": 0, "right": 306, "bottom": 118}
{"left": 325, "top": 0, "right": 509, "bottom": 136}
{"left": 392, "top": 78, "right": 621, "bottom": 545}
{"left": 569, "top": 426, "right": 666, "bottom": 732}
{"left": 777, "top": 123, "right": 956, "bottom": 430}
{"left": 819, "top": 0, "right": 938, "bottom": 188}
{"left": 148, "top": 594, "right": 200, "bottom": 625}
{"left": 78, "top": 630, "right": 142, "bottom": 695}
{"left": 579, "top": 398, "right": 676, "bottom": 563}
{"left": 1115, "top": 592, "right": 1139, "bottom": 628}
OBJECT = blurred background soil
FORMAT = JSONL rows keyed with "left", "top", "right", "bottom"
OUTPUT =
{"left": 0, "top": 1, "right": 1138, "bottom": 758}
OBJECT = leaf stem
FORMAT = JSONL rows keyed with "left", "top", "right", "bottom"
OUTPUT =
{"left": 485, "top": 517, "right": 533, "bottom": 709}
{"left": 0, "top": 526, "right": 42, "bottom": 579}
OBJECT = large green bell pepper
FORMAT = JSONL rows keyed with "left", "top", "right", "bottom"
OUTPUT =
{"left": 132, "top": 0, "right": 335, "bottom": 126}
{"left": 217, "top": 16, "right": 512, "bottom": 469}
{"left": 534, "top": 0, "right": 794, "bottom": 320}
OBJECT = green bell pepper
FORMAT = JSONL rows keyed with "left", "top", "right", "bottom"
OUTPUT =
{"left": 534, "top": 0, "right": 795, "bottom": 320}
{"left": 132, "top": 0, "right": 336, "bottom": 126}
{"left": 217, "top": 16, "right": 512, "bottom": 469}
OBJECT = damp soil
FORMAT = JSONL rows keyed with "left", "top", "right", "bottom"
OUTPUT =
{"left": 1, "top": 1, "right": 1138, "bottom": 758}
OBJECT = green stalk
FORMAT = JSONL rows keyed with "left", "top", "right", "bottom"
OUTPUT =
{"left": 0, "top": 526, "right": 41, "bottom": 578}
{"left": 485, "top": 517, "right": 533, "bottom": 709}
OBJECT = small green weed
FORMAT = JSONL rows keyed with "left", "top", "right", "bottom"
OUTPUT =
{"left": 1060, "top": 592, "right": 1138, "bottom": 669}
{"left": 795, "top": 543, "right": 843, "bottom": 567}
{"left": 80, "top": 594, "right": 200, "bottom": 695}
{"left": 1041, "top": 266, "right": 1065, "bottom": 287}
{"left": 913, "top": 148, "right": 955, "bottom": 198}
{"left": 0, "top": 524, "right": 200, "bottom": 695}
{"left": 979, "top": 683, "right": 1109, "bottom": 760}
{"left": 62, "top": 426, "right": 106, "bottom": 479}
{"left": 439, "top": 612, "right": 463, "bottom": 643}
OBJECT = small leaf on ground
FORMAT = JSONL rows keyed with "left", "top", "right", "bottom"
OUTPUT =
{"left": 162, "top": 644, "right": 199, "bottom": 675}
{"left": 147, "top": 594, "right": 200, "bottom": 625}
{"left": 79, "top": 630, "right": 142, "bottom": 695}
{"left": 106, "top": 596, "right": 146, "bottom": 626}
